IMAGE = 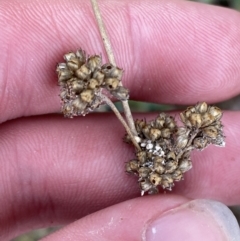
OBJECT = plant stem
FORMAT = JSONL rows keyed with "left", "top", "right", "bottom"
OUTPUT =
{"left": 90, "top": 0, "right": 116, "bottom": 66}
{"left": 99, "top": 93, "right": 141, "bottom": 151}
{"left": 90, "top": 0, "right": 138, "bottom": 136}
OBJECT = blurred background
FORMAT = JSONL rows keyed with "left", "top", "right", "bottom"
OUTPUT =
{"left": 12, "top": 0, "right": 240, "bottom": 240}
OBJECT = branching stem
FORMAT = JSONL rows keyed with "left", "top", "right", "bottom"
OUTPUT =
{"left": 90, "top": 0, "right": 116, "bottom": 66}
{"left": 99, "top": 93, "right": 141, "bottom": 151}
{"left": 90, "top": 0, "right": 138, "bottom": 137}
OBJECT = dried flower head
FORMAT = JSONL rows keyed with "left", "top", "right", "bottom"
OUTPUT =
{"left": 125, "top": 102, "right": 225, "bottom": 195}
{"left": 56, "top": 49, "right": 129, "bottom": 117}
{"left": 56, "top": 51, "right": 225, "bottom": 197}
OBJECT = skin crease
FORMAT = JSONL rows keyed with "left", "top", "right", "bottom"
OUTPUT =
{"left": 0, "top": 0, "right": 239, "bottom": 240}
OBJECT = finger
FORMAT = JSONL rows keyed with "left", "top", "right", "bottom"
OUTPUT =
{"left": 0, "top": 111, "right": 239, "bottom": 238}
{"left": 42, "top": 198, "right": 239, "bottom": 241}
{"left": 1, "top": 0, "right": 240, "bottom": 122}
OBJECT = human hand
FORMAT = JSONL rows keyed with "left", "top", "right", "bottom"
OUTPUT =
{"left": 1, "top": 0, "right": 240, "bottom": 240}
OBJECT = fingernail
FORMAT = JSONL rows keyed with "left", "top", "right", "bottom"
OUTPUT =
{"left": 144, "top": 199, "right": 240, "bottom": 241}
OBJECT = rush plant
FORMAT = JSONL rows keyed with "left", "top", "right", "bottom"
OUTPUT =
{"left": 56, "top": 0, "right": 225, "bottom": 195}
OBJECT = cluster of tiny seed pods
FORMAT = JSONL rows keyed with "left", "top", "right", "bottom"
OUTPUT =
{"left": 125, "top": 102, "right": 225, "bottom": 195}
{"left": 56, "top": 49, "right": 129, "bottom": 117}
{"left": 56, "top": 52, "right": 225, "bottom": 196}
{"left": 180, "top": 102, "right": 225, "bottom": 149}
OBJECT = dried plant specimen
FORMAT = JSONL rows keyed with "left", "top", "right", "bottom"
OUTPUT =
{"left": 56, "top": 0, "right": 225, "bottom": 196}
{"left": 125, "top": 102, "right": 225, "bottom": 195}
{"left": 57, "top": 49, "right": 140, "bottom": 151}
{"left": 56, "top": 51, "right": 225, "bottom": 195}
{"left": 57, "top": 49, "right": 128, "bottom": 118}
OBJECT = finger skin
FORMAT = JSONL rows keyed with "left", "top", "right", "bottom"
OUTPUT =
{"left": 0, "top": 0, "right": 240, "bottom": 122}
{"left": 0, "top": 112, "right": 239, "bottom": 239}
{"left": 41, "top": 198, "right": 240, "bottom": 241}
{"left": 41, "top": 195, "right": 189, "bottom": 241}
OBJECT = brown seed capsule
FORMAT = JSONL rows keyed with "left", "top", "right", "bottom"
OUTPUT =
{"left": 87, "top": 55, "right": 101, "bottom": 72}
{"left": 172, "top": 169, "right": 183, "bottom": 181}
{"left": 88, "top": 78, "right": 100, "bottom": 90}
{"left": 136, "top": 151, "right": 147, "bottom": 164}
{"left": 186, "top": 106, "right": 196, "bottom": 116}
{"left": 201, "top": 112, "right": 215, "bottom": 127}
{"left": 165, "top": 116, "right": 175, "bottom": 126}
{"left": 75, "top": 64, "right": 91, "bottom": 80}
{"left": 202, "top": 126, "right": 218, "bottom": 139}
{"left": 67, "top": 57, "right": 81, "bottom": 71}
{"left": 161, "top": 128, "right": 171, "bottom": 138}
{"left": 180, "top": 113, "right": 191, "bottom": 127}
{"left": 167, "top": 121, "right": 176, "bottom": 130}
{"left": 208, "top": 106, "right": 222, "bottom": 121}
{"left": 101, "top": 63, "right": 114, "bottom": 75}
{"left": 135, "top": 119, "right": 146, "bottom": 133}
{"left": 214, "top": 121, "right": 223, "bottom": 131}
{"left": 56, "top": 62, "right": 68, "bottom": 72}
{"left": 176, "top": 127, "right": 189, "bottom": 136}
{"left": 139, "top": 179, "right": 152, "bottom": 193}
{"left": 154, "top": 156, "right": 165, "bottom": 164}
{"left": 101, "top": 63, "right": 122, "bottom": 79}
{"left": 189, "top": 113, "right": 202, "bottom": 128}
{"left": 110, "top": 86, "right": 129, "bottom": 100}
{"left": 93, "top": 71, "right": 105, "bottom": 85}
{"left": 148, "top": 187, "right": 159, "bottom": 195}
{"left": 62, "top": 103, "right": 73, "bottom": 117}
{"left": 159, "top": 112, "right": 167, "bottom": 119}
{"left": 125, "top": 160, "right": 139, "bottom": 173}
{"left": 138, "top": 167, "right": 151, "bottom": 178}
{"left": 176, "top": 135, "right": 188, "bottom": 149}
{"left": 72, "top": 97, "right": 87, "bottom": 113}
{"left": 80, "top": 89, "right": 94, "bottom": 103}
{"left": 147, "top": 151, "right": 153, "bottom": 159}
{"left": 181, "top": 150, "right": 191, "bottom": 160}
{"left": 76, "top": 49, "right": 86, "bottom": 65}
{"left": 167, "top": 151, "right": 176, "bottom": 161}
{"left": 64, "top": 52, "right": 80, "bottom": 71}
{"left": 182, "top": 108, "right": 193, "bottom": 120}
{"left": 153, "top": 161, "right": 165, "bottom": 174}
{"left": 149, "top": 128, "right": 161, "bottom": 141}
{"left": 57, "top": 68, "right": 73, "bottom": 82}
{"left": 71, "top": 79, "right": 85, "bottom": 93}
{"left": 142, "top": 125, "right": 151, "bottom": 139}
{"left": 193, "top": 137, "right": 208, "bottom": 150}
{"left": 110, "top": 66, "right": 123, "bottom": 80}
{"left": 195, "top": 102, "right": 208, "bottom": 113}
{"left": 165, "top": 160, "right": 178, "bottom": 174}
{"left": 64, "top": 52, "right": 76, "bottom": 61}
{"left": 161, "top": 174, "right": 174, "bottom": 189}
{"left": 149, "top": 172, "right": 162, "bottom": 186}
{"left": 212, "top": 134, "right": 225, "bottom": 147}
{"left": 105, "top": 78, "right": 120, "bottom": 90}
{"left": 178, "top": 159, "right": 192, "bottom": 173}
{"left": 59, "top": 90, "right": 68, "bottom": 100}
{"left": 155, "top": 116, "right": 165, "bottom": 129}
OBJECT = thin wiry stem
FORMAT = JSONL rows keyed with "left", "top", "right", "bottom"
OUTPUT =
{"left": 121, "top": 100, "right": 138, "bottom": 136}
{"left": 90, "top": 0, "right": 138, "bottom": 136}
{"left": 99, "top": 93, "right": 141, "bottom": 151}
{"left": 90, "top": 0, "right": 116, "bottom": 65}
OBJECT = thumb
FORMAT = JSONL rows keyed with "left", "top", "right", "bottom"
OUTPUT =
{"left": 42, "top": 196, "right": 240, "bottom": 241}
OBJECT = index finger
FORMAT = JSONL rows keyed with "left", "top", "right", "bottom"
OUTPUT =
{"left": 1, "top": 0, "right": 240, "bottom": 122}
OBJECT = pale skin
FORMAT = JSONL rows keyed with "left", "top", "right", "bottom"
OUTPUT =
{"left": 0, "top": 0, "right": 240, "bottom": 240}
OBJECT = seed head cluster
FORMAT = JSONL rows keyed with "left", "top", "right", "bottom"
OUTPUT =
{"left": 56, "top": 49, "right": 129, "bottom": 117}
{"left": 125, "top": 102, "right": 225, "bottom": 195}
{"left": 56, "top": 51, "right": 225, "bottom": 197}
